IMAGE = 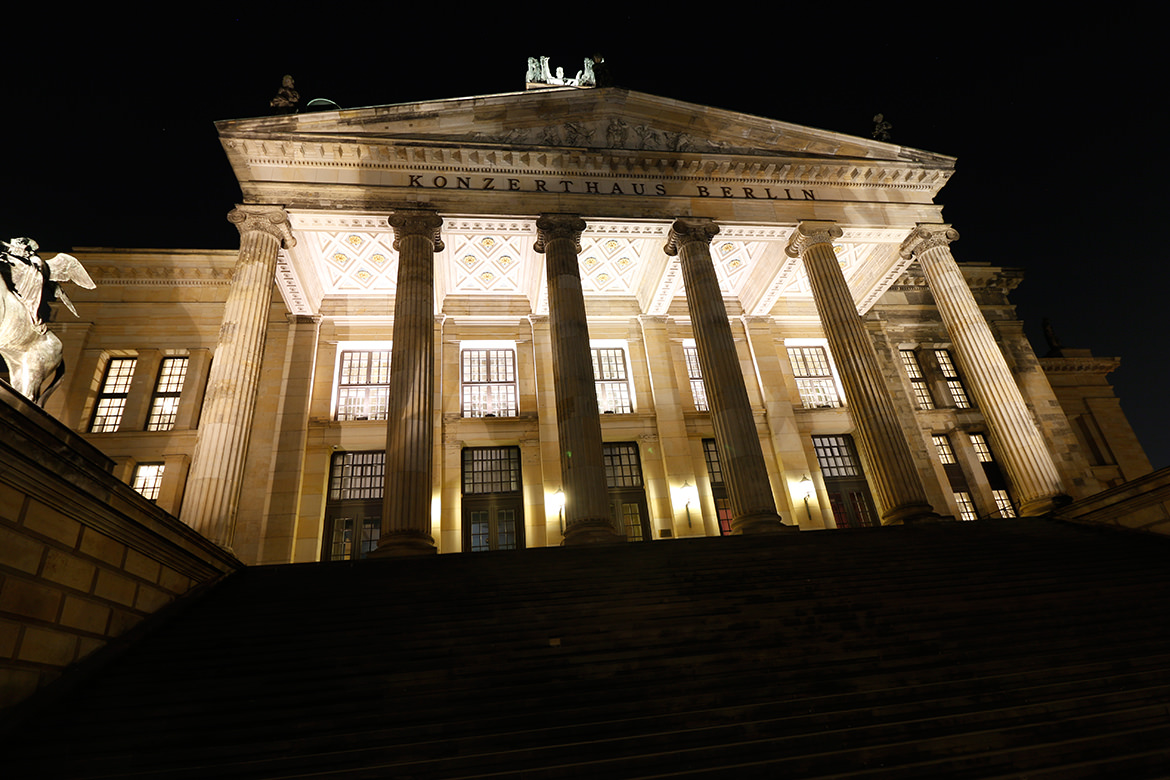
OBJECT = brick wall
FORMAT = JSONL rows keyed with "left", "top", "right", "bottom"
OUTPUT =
{"left": 0, "top": 384, "right": 242, "bottom": 709}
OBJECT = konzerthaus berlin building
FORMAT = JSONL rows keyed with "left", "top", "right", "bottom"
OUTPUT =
{"left": 39, "top": 86, "right": 1151, "bottom": 564}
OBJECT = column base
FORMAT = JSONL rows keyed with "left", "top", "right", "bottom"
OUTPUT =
{"left": 881, "top": 503, "right": 943, "bottom": 526}
{"left": 1017, "top": 493, "right": 1073, "bottom": 517}
{"left": 563, "top": 518, "right": 625, "bottom": 546}
{"left": 369, "top": 532, "right": 437, "bottom": 558}
{"left": 731, "top": 511, "right": 794, "bottom": 534}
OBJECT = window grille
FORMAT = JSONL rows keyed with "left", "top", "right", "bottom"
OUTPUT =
{"left": 462, "top": 447, "right": 521, "bottom": 495}
{"left": 592, "top": 347, "right": 632, "bottom": 414}
{"left": 683, "top": 346, "right": 708, "bottom": 411}
{"left": 969, "top": 433, "right": 994, "bottom": 463}
{"left": 900, "top": 350, "right": 935, "bottom": 410}
{"left": 131, "top": 463, "right": 164, "bottom": 500}
{"left": 935, "top": 349, "right": 971, "bottom": 408}
{"left": 603, "top": 442, "right": 644, "bottom": 488}
{"left": 461, "top": 349, "right": 518, "bottom": 417}
{"left": 954, "top": 491, "right": 978, "bottom": 521}
{"left": 702, "top": 439, "right": 724, "bottom": 486}
{"left": 146, "top": 357, "right": 188, "bottom": 431}
{"left": 90, "top": 357, "right": 137, "bottom": 432}
{"left": 992, "top": 489, "right": 1016, "bottom": 518}
{"left": 336, "top": 350, "right": 391, "bottom": 421}
{"left": 787, "top": 346, "right": 841, "bottom": 408}
{"left": 932, "top": 434, "right": 957, "bottom": 464}
{"left": 813, "top": 435, "right": 862, "bottom": 478}
{"left": 328, "top": 451, "right": 385, "bottom": 501}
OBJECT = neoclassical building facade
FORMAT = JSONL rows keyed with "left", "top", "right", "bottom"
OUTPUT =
{"left": 38, "top": 88, "right": 1151, "bottom": 564}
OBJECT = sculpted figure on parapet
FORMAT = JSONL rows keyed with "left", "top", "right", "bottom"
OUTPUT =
{"left": 0, "top": 237, "right": 96, "bottom": 405}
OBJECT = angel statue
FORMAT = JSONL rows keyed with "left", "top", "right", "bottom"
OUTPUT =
{"left": 1, "top": 237, "right": 95, "bottom": 405}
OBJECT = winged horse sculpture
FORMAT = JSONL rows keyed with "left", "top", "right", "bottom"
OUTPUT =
{"left": 1, "top": 237, "right": 95, "bottom": 406}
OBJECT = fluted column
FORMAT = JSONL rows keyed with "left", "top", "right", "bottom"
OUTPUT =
{"left": 666, "top": 219, "right": 787, "bottom": 533}
{"left": 901, "top": 225, "right": 1066, "bottom": 514}
{"left": 373, "top": 210, "right": 443, "bottom": 556}
{"left": 183, "top": 205, "right": 294, "bottom": 548}
{"left": 786, "top": 221, "right": 937, "bottom": 525}
{"left": 535, "top": 214, "right": 621, "bottom": 545}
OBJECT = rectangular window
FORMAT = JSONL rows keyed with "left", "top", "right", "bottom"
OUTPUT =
{"left": 145, "top": 357, "right": 188, "bottom": 431}
{"left": 787, "top": 345, "right": 841, "bottom": 409}
{"left": 131, "top": 463, "right": 164, "bottom": 500}
{"left": 328, "top": 451, "right": 385, "bottom": 501}
{"left": 703, "top": 439, "right": 732, "bottom": 536}
{"left": 336, "top": 349, "right": 391, "bottom": 421}
{"left": 603, "top": 442, "right": 644, "bottom": 488}
{"left": 592, "top": 347, "right": 632, "bottom": 414}
{"left": 935, "top": 349, "right": 971, "bottom": 409}
{"left": 461, "top": 348, "right": 518, "bottom": 418}
{"left": 462, "top": 447, "right": 522, "bottom": 495}
{"left": 932, "top": 434, "right": 957, "bottom": 464}
{"left": 969, "top": 433, "right": 994, "bottom": 463}
{"left": 683, "top": 346, "right": 708, "bottom": 411}
{"left": 900, "top": 350, "right": 935, "bottom": 410}
{"left": 90, "top": 357, "right": 137, "bottom": 432}
{"left": 462, "top": 447, "right": 523, "bottom": 552}
{"left": 992, "top": 489, "right": 1016, "bottom": 518}
{"left": 954, "top": 491, "right": 978, "bottom": 522}
{"left": 813, "top": 434, "right": 862, "bottom": 478}
{"left": 603, "top": 442, "right": 649, "bottom": 541}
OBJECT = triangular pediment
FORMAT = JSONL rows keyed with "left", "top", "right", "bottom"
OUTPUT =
{"left": 219, "top": 88, "right": 951, "bottom": 165}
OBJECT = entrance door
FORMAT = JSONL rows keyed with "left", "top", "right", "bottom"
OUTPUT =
{"left": 604, "top": 442, "right": 652, "bottom": 542}
{"left": 462, "top": 446, "right": 524, "bottom": 552}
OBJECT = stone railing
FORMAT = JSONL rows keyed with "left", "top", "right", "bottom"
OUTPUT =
{"left": 0, "top": 382, "right": 242, "bottom": 709}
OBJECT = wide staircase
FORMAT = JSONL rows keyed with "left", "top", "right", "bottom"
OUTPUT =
{"left": 4, "top": 517, "right": 1170, "bottom": 778}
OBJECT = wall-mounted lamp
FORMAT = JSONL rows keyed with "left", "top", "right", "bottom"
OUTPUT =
{"left": 680, "top": 480, "right": 699, "bottom": 528}
{"left": 553, "top": 488, "right": 566, "bottom": 535}
{"left": 800, "top": 474, "right": 813, "bottom": 524}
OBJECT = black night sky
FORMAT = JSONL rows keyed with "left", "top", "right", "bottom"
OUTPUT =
{"left": 5, "top": 12, "right": 1166, "bottom": 467}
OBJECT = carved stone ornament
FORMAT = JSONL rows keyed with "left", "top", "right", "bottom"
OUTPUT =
{"left": 388, "top": 210, "right": 445, "bottom": 252}
{"left": 534, "top": 214, "right": 587, "bottom": 254}
{"left": 664, "top": 219, "right": 720, "bottom": 256}
{"left": 898, "top": 224, "right": 960, "bottom": 260}
{"left": 227, "top": 205, "right": 297, "bottom": 249}
{"left": 784, "top": 221, "right": 844, "bottom": 258}
{"left": 1, "top": 236, "right": 96, "bottom": 405}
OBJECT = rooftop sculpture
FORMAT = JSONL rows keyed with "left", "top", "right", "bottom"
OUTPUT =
{"left": 0, "top": 237, "right": 95, "bottom": 406}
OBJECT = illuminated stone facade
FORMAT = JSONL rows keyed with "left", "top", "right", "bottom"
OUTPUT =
{"left": 36, "top": 88, "right": 1152, "bottom": 562}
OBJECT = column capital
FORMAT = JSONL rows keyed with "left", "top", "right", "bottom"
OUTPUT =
{"left": 227, "top": 205, "right": 296, "bottom": 249}
{"left": 899, "top": 223, "right": 960, "bottom": 259}
{"left": 664, "top": 218, "right": 720, "bottom": 256}
{"left": 389, "top": 210, "right": 444, "bottom": 252}
{"left": 534, "top": 214, "right": 587, "bottom": 254}
{"left": 784, "top": 221, "right": 843, "bottom": 258}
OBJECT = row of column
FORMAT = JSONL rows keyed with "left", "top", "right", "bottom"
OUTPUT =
{"left": 181, "top": 206, "right": 1066, "bottom": 553}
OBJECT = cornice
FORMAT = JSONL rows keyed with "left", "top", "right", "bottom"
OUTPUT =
{"left": 1039, "top": 356, "right": 1121, "bottom": 374}
{"left": 221, "top": 136, "right": 952, "bottom": 193}
{"left": 86, "top": 265, "right": 233, "bottom": 285}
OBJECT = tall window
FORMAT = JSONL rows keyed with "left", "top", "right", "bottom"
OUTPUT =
{"left": 812, "top": 434, "right": 878, "bottom": 528}
{"left": 900, "top": 350, "right": 934, "bottom": 410}
{"left": 683, "top": 346, "right": 708, "bottom": 411}
{"left": 971, "top": 433, "right": 1015, "bottom": 517}
{"left": 462, "top": 446, "right": 523, "bottom": 552}
{"left": 146, "top": 357, "right": 188, "bottom": 431}
{"left": 787, "top": 346, "right": 841, "bottom": 408}
{"left": 131, "top": 463, "right": 165, "bottom": 500}
{"left": 934, "top": 349, "right": 971, "bottom": 409}
{"left": 90, "top": 357, "right": 137, "bottom": 432}
{"left": 335, "top": 349, "right": 391, "bottom": 421}
{"left": 461, "top": 348, "right": 517, "bottom": 417}
{"left": 603, "top": 442, "right": 651, "bottom": 541}
{"left": 703, "top": 439, "right": 732, "bottom": 535}
{"left": 592, "top": 347, "right": 632, "bottom": 414}
{"left": 932, "top": 434, "right": 957, "bottom": 464}
{"left": 323, "top": 451, "right": 385, "bottom": 561}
